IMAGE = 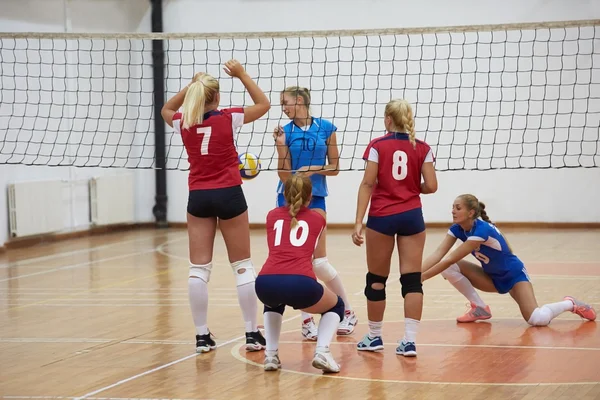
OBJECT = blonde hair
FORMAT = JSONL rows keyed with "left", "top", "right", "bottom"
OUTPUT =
{"left": 182, "top": 73, "right": 219, "bottom": 129}
{"left": 385, "top": 99, "right": 416, "bottom": 148}
{"left": 281, "top": 86, "right": 311, "bottom": 114}
{"left": 283, "top": 174, "right": 313, "bottom": 228}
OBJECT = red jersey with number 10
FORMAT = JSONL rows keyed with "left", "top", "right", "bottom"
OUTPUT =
{"left": 363, "top": 132, "right": 434, "bottom": 217}
{"left": 173, "top": 108, "right": 244, "bottom": 191}
{"left": 260, "top": 207, "right": 326, "bottom": 279}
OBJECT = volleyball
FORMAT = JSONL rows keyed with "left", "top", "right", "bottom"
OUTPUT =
{"left": 238, "top": 152, "right": 261, "bottom": 180}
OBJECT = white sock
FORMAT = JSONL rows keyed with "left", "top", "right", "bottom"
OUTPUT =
{"left": 442, "top": 264, "right": 486, "bottom": 308}
{"left": 324, "top": 275, "right": 352, "bottom": 311}
{"left": 403, "top": 318, "right": 420, "bottom": 343}
{"left": 188, "top": 277, "right": 209, "bottom": 335}
{"left": 542, "top": 300, "right": 574, "bottom": 317}
{"left": 236, "top": 282, "right": 258, "bottom": 332}
{"left": 316, "top": 312, "right": 341, "bottom": 349}
{"left": 301, "top": 311, "right": 312, "bottom": 322}
{"left": 263, "top": 311, "right": 282, "bottom": 353}
{"left": 368, "top": 320, "right": 383, "bottom": 338}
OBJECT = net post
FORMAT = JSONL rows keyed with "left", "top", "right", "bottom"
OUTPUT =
{"left": 151, "top": 0, "right": 168, "bottom": 228}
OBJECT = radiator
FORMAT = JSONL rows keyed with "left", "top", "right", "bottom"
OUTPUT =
{"left": 8, "top": 180, "right": 64, "bottom": 237}
{"left": 89, "top": 174, "right": 135, "bottom": 226}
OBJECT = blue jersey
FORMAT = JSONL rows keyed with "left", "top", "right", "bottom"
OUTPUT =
{"left": 276, "top": 118, "right": 336, "bottom": 197}
{"left": 448, "top": 219, "right": 525, "bottom": 279}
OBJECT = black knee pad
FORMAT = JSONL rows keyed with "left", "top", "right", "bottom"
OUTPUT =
{"left": 264, "top": 303, "right": 285, "bottom": 315}
{"left": 400, "top": 272, "right": 423, "bottom": 298}
{"left": 364, "top": 272, "right": 388, "bottom": 301}
{"left": 322, "top": 295, "right": 344, "bottom": 321}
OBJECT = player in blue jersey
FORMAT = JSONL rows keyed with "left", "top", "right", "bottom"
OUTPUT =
{"left": 273, "top": 86, "right": 357, "bottom": 339}
{"left": 422, "top": 194, "right": 596, "bottom": 326}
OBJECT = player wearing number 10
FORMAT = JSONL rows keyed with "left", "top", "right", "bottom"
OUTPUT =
{"left": 352, "top": 99, "right": 437, "bottom": 357}
{"left": 161, "top": 60, "right": 270, "bottom": 354}
{"left": 256, "top": 174, "right": 344, "bottom": 373}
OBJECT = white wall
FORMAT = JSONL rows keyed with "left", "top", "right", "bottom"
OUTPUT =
{"left": 0, "top": 0, "right": 155, "bottom": 247}
{"left": 1, "top": 0, "right": 599, "bottom": 248}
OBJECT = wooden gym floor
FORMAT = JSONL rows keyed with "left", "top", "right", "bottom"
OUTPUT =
{"left": 1, "top": 227, "right": 599, "bottom": 400}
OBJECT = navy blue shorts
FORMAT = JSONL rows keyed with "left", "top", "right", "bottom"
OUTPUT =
{"left": 276, "top": 193, "right": 326, "bottom": 212}
{"left": 366, "top": 207, "right": 425, "bottom": 237}
{"left": 255, "top": 274, "right": 324, "bottom": 314}
{"left": 489, "top": 267, "right": 531, "bottom": 294}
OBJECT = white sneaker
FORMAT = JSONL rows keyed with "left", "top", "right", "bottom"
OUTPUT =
{"left": 302, "top": 317, "right": 318, "bottom": 340}
{"left": 337, "top": 310, "right": 358, "bottom": 335}
{"left": 264, "top": 352, "right": 282, "bottom": 371}
{"left": 312, "top": 346, "right": 340, "bottom": 373}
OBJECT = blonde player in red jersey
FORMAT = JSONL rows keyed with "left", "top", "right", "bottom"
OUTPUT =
{"left": 352, "top": 99, "right": 438, "bottom": 357}
{"left": 255, "top": 174, "right": 344, "bottom": 373}
{"left": 161, "top": 59, "right": 270, "bottom": 354}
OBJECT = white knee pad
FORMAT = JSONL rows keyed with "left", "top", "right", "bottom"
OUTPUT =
{"left": 527, "top": 306, "right": 553, "bottom": 326}
{"left": 441, "top": 263, "right": 463, "bottom": 283}
{"left": 231, "top": 258, "right": 256, "bottom": 286}
{"left": 313, "top": 257, "right": 338, "bottom": 282}
{"left": 190, "top": 262, "right": 212, "bottom": 283}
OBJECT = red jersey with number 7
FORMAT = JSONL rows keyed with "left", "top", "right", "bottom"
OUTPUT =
{"left": 173, "top": 108, "right": 244, "bottom": 190}
{"left": 260, "top": 206, "right": 326, "bottom": 279}
{"left": 362, "top": 132, "right": 434, "bottom": 217}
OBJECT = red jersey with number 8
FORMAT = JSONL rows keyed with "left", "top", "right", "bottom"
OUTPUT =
{"left": 362, "top": 132, "right": 434, "bottom": 217}
{"left": 173, "top": 108, "right": 244, "bottom": 190}
{"left": 260, "top": 207, "right": 326, "bottom": 279}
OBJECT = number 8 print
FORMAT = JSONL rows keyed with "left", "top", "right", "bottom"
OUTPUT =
{"left": 392, "top": 150, "right": 408, "bottom": 180}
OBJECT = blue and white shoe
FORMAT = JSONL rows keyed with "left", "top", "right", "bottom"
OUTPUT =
{"left": 356, "top": 334, "right": 384, "bottom": 351}
{"left": 395, "top": 340, "right": 417, "bottom": 357}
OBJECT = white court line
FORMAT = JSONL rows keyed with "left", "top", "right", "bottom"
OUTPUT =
{"left": 0, "top": 250, "right": 156, "bottom": 283}
{"left": 3, "top": 397, "right": 209, "bottom": 400}
{"left": 72, "top": 314, "right": 300, "bottom": 400}
{"left": 0, "top": 234, "right": 177, "bottom": 268}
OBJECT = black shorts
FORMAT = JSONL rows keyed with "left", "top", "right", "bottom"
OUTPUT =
{"left": 187, "top": 185, "right": 247, "bottom": 220}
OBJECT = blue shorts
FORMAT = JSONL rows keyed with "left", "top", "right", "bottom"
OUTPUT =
{"left": 489, "top": 267, "right": 531, "bottom": 294}
{"left": 255, "top": 274, "right": 324, "bottom": 314}
{"left": 366, "top": 207, "right": 425, "bottom": 237}
{"left": 276, "top": 193, "right": 326, "bottom": 212}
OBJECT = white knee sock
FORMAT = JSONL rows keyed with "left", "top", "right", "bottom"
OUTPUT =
{"left": 188, "top": 277, "right": 209, "bottom": 335}
{"left": 441, "top": 264, "right": 486, "bottom": 307}
{"left": 264, "top": 311, "right": 282, "bottom": 354}
{"left": 324, "top": 275, "right": 352, "bottom": 311}
{"left": 236, "top": 282, "right": 258, "bottom": 332}
{"left": 316, "top": 312, "right": 341, "bottom": 349}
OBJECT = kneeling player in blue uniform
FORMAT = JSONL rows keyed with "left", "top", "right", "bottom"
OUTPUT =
{"left": 422, "top": 194, "right": 596, "bottom": 326}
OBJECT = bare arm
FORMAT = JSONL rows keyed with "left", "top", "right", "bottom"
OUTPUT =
{"left": 355, "top": 161, "right": 378, "bottom": 225}
{"left": 422, "top": 234, "right": 457, "bottom": 272}
{"left": 276, "top": 142, "right": 292, "bottom": 183}
{"left": 351, "top": 160, "right": 377, "bottom": 246}
{"left": 422, "top": 240, "right": 480, "bottom": 281}
{"left": 420, "top": 161, "right": 438, "bottom": 194}
{"left": 161, "top": 86, "right": 189, "bottom": 128}
{"left": 223, "top": 60, "right": 270, "bottom": 124}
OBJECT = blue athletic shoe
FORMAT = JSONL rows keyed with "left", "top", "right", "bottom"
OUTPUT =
{"left": 395, "top": 340, "right": 417, "bottom": 357}
{"left": 356, "top": 334, "right": 384, "bottom": 351}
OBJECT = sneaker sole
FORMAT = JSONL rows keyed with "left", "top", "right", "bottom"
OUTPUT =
{"left": 336, "top": 328, "right": 356, "bottom": 335}
{"left": 264, "top": 363, "right": 281, "bottom": 371}
{"left": 196, "top": 345, "right": 216, "bottom": 353}
{"left": 312, "top": 357, "right": 340, "bottom": 373}
{"left": 396, "top": 350, "right": 417, "bottom": 357}
{"left": 357, "top": 345, "right": 384, "bottom": 351}
{"left": 246, "top": 343, "right": 266, "bottom": 352}
{"left": 457, "top": 315, "right": 491, "bottom": 323}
